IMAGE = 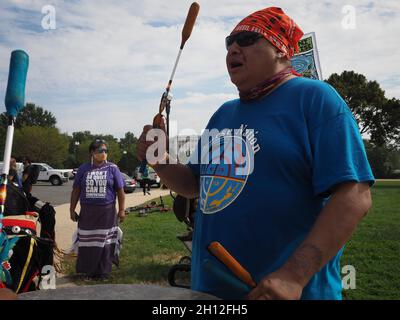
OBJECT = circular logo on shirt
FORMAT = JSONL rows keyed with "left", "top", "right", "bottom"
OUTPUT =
{"left": 199, "top": 134, "right": 253, "bottom": 214}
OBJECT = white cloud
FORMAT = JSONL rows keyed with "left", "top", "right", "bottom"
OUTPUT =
{"left": 0, "top": 0, "right": 398, "bottom": 139}
{"left": 56, "top": 91, "right": 237, "bottom": 138}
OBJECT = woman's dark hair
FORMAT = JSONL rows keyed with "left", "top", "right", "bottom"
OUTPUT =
{"left": 89, "top": 138, "right": 107, "bottom": 153}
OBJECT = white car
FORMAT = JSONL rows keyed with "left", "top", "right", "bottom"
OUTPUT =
{"left": 32, "top": 163, "right": 73, "bottom": 186}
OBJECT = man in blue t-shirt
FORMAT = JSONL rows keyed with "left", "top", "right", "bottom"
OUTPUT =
{"left": 137, "top": 7, "right": 374, "bottom": 300}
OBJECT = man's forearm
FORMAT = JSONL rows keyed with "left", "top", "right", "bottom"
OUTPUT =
{"left": 280, "top": 182, "right": 372, "bottom": 287}
{"left": 152, "top": 162, "right": 199, "bottom": 199}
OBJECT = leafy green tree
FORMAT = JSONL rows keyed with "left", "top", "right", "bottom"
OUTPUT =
{"left": 63, "top": 153, "right": 77, "bottom": 169}
{"left": 364, "top": 140, "right": 400, "bottom": 178}
{"left": 119, "top": 132, "right": 138, "bottom": 150}
{"left": 75, "top": 140, "right": 92, "bottom": 165}
{"left": 118, "top": 132, "right": 139, "bottom": 175}
{"left": 383, "top": 98, "right": 400, "bottom": 147}
{"left": 107, "top": 139, "right": 122, "bottom": 164}
{"left": 71, "top": 131, "right": 92, "bottom": 143}
{"left": 13, "top": 127, "right": 69, "bottom": 168}
{"left": 1, "top": 103, "right": 58, "bottom": 156}
{"left": 118, "top": 152, "right": 139, "bottom": 176}
{"left": 326, "top": 71, "right": 400, "bottom": 146}
{"left": 0, "top": 103, "right": 57, "bottom": 129}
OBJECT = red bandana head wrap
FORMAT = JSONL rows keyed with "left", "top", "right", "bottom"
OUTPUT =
{"left": 231, "top": 7, "right": 304, "bottom": 59}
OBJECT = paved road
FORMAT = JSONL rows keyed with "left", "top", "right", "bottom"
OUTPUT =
{"left": 31, "top": 180, "right": 144, "bottom": 206}
{"left": 30, "top": 180, "right": 74, "bottom": 206}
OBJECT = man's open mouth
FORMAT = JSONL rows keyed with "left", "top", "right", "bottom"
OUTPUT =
{"left": 230, "top": 62, "right": 243, "bottom": 70}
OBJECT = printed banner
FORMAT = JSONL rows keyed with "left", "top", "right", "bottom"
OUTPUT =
{"left": 291, "top": 32, "right": 323, "bottom": 80}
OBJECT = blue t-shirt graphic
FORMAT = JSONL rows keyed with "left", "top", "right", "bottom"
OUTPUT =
{"left": 187, "top": 77, "right": 375, "bottom": 300}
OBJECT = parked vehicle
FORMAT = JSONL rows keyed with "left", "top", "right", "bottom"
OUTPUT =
{"left": 121, "top": 173, "right": 137, "bottom": 193}
{"left": 134, "top": 166, "right": 161, "bottom": 188}
{"left": 32, "top": 163, "right": 73, "bottom": 186}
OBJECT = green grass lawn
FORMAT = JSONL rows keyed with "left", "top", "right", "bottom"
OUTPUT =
{"left": 64, "top": 180, "right": 400, "bottom": 299}
{"left": 341, "top": 180, "right": 400, "bottom": 300}
{"left": 105, "top": 196, "right": 189, "bottom": 285}
{"left": 64, "top": 196, "right": 189, "bottom": 286}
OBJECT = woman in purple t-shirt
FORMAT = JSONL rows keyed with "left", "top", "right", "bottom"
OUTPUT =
{"left": 69, "top": 139, "right": 126, "bottom": 280}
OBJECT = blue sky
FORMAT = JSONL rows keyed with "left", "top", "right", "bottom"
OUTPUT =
{"left": 0, "top": 0, "right": 399, "bottom": 138}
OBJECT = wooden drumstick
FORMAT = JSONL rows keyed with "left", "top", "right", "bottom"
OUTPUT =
{"left": 141, "top": 2, "right": 200, "bottom": 169}
{"left": 181, "top": 2, "right": 200, "bottom": 49}
{"left": 165, "top": 2, "right": 200, "bottom": 93}
{"left": 208, "top": 241, "right": 257, "bottom": 288}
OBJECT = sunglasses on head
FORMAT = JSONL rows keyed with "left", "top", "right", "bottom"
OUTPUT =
{"left": 95, "top": 147, "right": 108, "bottom": 154}
{"left": 225, "top": 31, "right": 264, "bottom": 50}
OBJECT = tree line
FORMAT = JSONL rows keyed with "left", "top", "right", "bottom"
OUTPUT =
{"left": 0, "top": 71, "right": 399, "bottom": 178}
{"left": 0, "top": 104, "right": 140, "bottom": 175}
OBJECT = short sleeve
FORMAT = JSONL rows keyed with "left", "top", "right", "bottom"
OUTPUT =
{"left": 72, "top": 165, "right": 86, "bottom": 189}
{"left": 113, "top": 166, "right": 125, "bottom": 190}
{"left": 310, "top": 111, "right": 375, "bottom": 196}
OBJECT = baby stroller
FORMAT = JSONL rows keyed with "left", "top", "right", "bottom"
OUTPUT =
{"left": 1, "top": 181, "right": 56, "bottom": 293}
{"left": 167, "top": 194, "right": 197, "bottom": 289}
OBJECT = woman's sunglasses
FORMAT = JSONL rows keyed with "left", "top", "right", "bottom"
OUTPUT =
{"left": 95, "top": 147, "right": 108, "bottom": 154}
{"left": 225, "top": 31, "right": 264, "bottom": 50}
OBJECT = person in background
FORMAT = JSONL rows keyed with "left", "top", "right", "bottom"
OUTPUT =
{"left": 22, "top": 157, "right": 33, "bottom": 195}
{"left": 10, "top": 156, "right": 22, "bottom": 189}
{"left": 10, "top": 156, "right": 17, "bottom": 171}
{"left": 140, "top": 164, "right": 151, "bottom": 196}
{"left": 69, "top": 139, "right": 126, "bottom": 281}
